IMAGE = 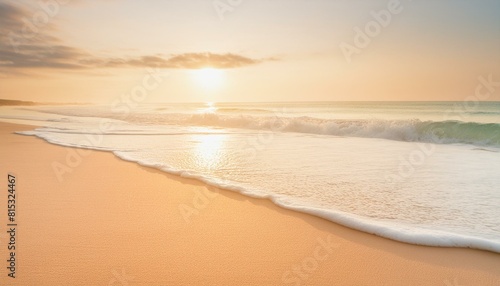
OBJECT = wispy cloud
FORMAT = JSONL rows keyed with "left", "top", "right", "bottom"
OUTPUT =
{"left": 0, "top": 1, "right": 25, "bottom": 27}
{"left": 0, "top": 1, "right": 274, "bottom": 72}
{"left": 0, "top": 1, "right": 83, "bottom": 69}
{"left": 159, "top": 53, "right": 263, "bottom": 69}
{"left": 86, "top": 53, "right": 272, "bottom": 69}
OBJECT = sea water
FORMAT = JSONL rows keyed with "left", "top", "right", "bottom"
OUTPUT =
{"left": 1, "top": 102, "right": 500, "bottom": 252}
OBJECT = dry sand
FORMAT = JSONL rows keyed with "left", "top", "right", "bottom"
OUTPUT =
{"left": 0, "top": 122, "right": 499, "bottom": 285}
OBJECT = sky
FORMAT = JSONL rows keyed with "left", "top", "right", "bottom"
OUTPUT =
{"left": 0, "top": 0, "right": 499, "bottom": 103}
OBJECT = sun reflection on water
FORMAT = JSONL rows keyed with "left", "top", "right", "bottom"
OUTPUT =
{"left": 191, "top": 133, "right": 226, "bottom": 171}
{"left": 198, "top": 102, "right": 218, "bottom": 114}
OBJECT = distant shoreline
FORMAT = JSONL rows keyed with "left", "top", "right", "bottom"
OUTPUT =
{"left": 0, "top": 99, "right": 37, "bottom": 106}
{"left": 0, "top": 99, "right": 89, "bottom": 106}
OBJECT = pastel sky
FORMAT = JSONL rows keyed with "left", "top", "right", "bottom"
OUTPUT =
{"left": 0, "top": 0, "right": 499, "bottom": 103}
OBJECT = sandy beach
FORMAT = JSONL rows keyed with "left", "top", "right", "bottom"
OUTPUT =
{"left": 0, "top": 121, "right": 499, "bottom": 285}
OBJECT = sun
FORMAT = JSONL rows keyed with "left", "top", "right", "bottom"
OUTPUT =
{"left": 192, "top": 67, "right": 225, "bottom": 90}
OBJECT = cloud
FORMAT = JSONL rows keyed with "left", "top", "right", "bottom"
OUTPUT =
{"left": 89, "top": 53, "right": 269, "bottom": 69}
{"left": 160, "top": 53, "right": 261, "bottom": 69}
{"left": 0, "top": 2, "right": 26, "bottom": 28}
{"left": 0, "top": 1, "right": 80, "bottom": 69}
{"left": 0, "top": 1, "right": 274, "bottom": 72}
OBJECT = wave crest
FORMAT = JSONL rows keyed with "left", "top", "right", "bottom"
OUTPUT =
{"left": 177, "top": 114, "right": 500, "bottom": 147}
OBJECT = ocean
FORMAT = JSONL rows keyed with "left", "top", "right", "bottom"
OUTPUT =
{"left": 2, "top": 101, "right": 500, "bottom": 252}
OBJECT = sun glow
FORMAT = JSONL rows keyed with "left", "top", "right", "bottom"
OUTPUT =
{"left": 192, "top": 67, "right": 225, "bottom": 90}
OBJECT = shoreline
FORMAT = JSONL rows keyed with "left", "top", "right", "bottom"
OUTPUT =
{"left": 1, "top": 122, "right": 500, "bottom": 285}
